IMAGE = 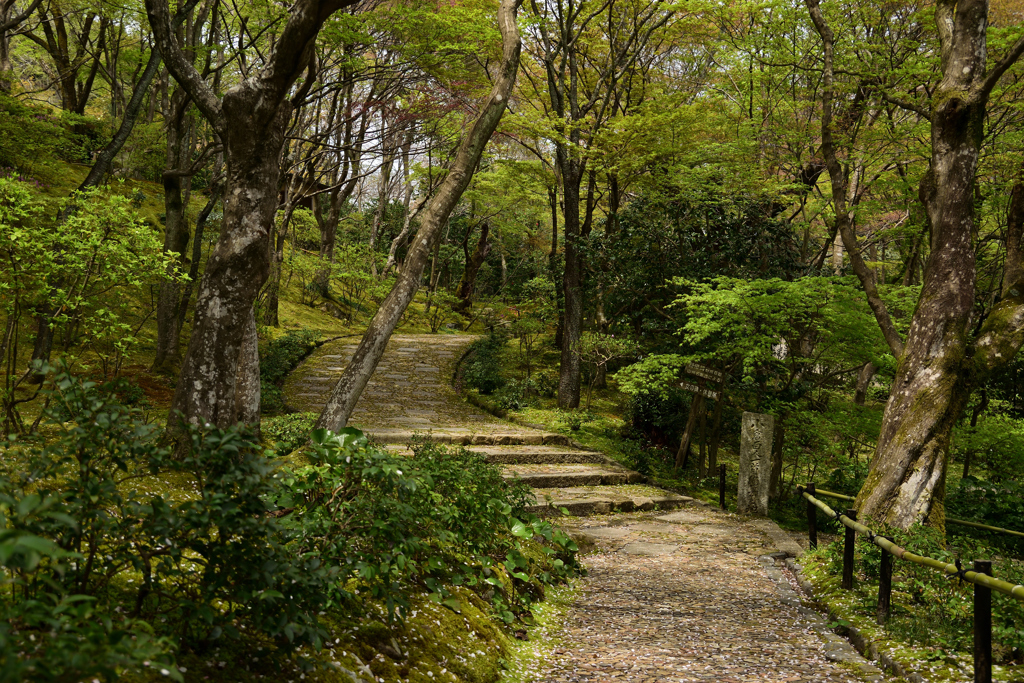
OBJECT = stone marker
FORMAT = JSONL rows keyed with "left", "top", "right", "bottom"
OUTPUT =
{"left": 738, "top": 411, "right": 774, "bottom": 516}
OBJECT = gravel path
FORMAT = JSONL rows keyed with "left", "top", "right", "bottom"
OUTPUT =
{"left": 535, "top": 507, "right": 871, "bottom": 682}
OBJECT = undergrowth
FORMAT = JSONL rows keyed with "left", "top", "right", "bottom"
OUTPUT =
{"left": 0, "top": 369, "right": 582, "bottom": 682}
{"left": 802, "top": 528, "right": 1024, "bottom": 681}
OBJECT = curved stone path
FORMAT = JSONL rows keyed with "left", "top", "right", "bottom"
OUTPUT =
{"left": 284, "top": 334, "right": 879, "bottom": 683}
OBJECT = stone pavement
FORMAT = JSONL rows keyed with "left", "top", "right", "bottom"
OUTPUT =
{"left": 533, "top": 507, "right": 881, "bottom": 682}
{"left": 283, "top": 334, "right": 691, "bottom": 514}
{"left": 284, "top": 334, "right": 879, "bottom": 682}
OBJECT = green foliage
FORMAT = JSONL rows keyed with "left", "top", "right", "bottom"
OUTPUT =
{"left": 674, "top": 276, "right": 884, "bottom": 379}
{"left": 601, "top": 191, "right": 802, "bottom": 342}
{"left": 0, "top": 369, "right": 331, "bottom": 681}
{"left": 614, "top": 355, "right": 689, "bottom": 446}
{"left": 261, "top": 412, "right": 318, "bottom": 456}
{"left": 277, "top": 432, "right": 581, "bottom": 621}
{"left": 947, "top": 477, "right": 1024, "bottom": 554}
{"left": 259, "top": 328, "right": 319, "bottom": 414}
{"left": 809, "top": 527, "right": 1024, "bottom": 658}
{"left": 463, "top": 329, "right": 508, "bottom": 395}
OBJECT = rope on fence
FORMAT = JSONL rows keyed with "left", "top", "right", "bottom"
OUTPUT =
{"left": 808, "top": 487, "right": 1024, "bottom": 540}
{"left": 797, "top": 488, "right": 1024, "bottom": 602}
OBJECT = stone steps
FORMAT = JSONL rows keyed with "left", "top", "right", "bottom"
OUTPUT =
{"left": 526, "top": 485, "right": 694, "bottom": 517}
{"left": 366, "top": 428, "right": 572, "bottom": 446}
{"left": 468, "top": 445, "right": 611, "bottom": 465}
{"left": 502, "top": 464, "right": 646, "bottom": 488}
{"left": 282, "top": 334, "right": 698, "bottom": 518}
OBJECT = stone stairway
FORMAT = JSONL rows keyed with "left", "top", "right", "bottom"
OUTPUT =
{"left": 282, "top": 334, "right": 693, "bottom": 516}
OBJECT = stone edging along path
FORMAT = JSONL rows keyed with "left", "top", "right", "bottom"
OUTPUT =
{"left": 284, "top": 334, "right": 882, "bottom": 682}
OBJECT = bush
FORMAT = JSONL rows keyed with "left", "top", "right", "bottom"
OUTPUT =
{"left": 0, "top": 370, "right": 582, "bottom": 679}
{"left": 262, "top": 412, "right": 318, "bottom": 456}
{"left": 259, "top": 328, "right": 319, "bottom": 414}
{"left": 493, "top": 378, "right": 539, "bottom": 412}
{"left": 462, "top": 330, "right": 508, "bottom": 395}
{"left": 0, "top": 369, "right": 330, "bottom": 681}
{"left": 278, "top": 433, "right": 581, "bottom": 621}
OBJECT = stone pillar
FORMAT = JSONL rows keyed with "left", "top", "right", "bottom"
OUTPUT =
{"left": 738, "top": 412, "right": 774, "bottom": 516}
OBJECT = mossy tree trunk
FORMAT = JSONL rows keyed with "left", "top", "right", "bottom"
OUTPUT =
{"left": 146, "top": 0, "right": 361, "bottom": 434}
{"left": 850, "top": 0, "right": 1024, "bottom": 529}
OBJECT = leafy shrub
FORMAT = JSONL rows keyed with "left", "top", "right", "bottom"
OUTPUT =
{"left": 462, "top": 330, "right": 508, "bottom": 395}
{"left": 493, "top": 378, "right": 539, "bottom": 412}
{"left": 259, "top": 328, "right": 319, "bottom": 413}
{"left": 0, "top": 369, "right": 331, "bottom": 680}
{"left": 623, "top": 388, "right": 688, "bottom": 446}
{"left": 262, "top": 412, "right": 318, "bottom": 456}
{"left": 278, "top": 433, "right": 580, "bottom": 621}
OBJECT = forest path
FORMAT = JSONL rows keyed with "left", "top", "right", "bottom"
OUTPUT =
{"left": 282, "top": 334, "right": 689, "bottom": 513}
{"left": 527, "top": 508, "right": 883, "bottom": 682}
{"left": 284, "top": 334, "right": 880, "bottom": 682}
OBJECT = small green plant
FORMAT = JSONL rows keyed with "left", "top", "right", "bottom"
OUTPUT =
{"left": 558, "top": 409, "right": 596, "bottom": 432}
{"left": 261, "top": 411, "right": 317, "bottom": 456}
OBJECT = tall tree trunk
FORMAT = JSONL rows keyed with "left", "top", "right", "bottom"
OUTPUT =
{"left": 558, "top": 153, "right": 583, "bottom": 409}
{"left": 548, "top": 183, "right": 564, "bottom": 349}
{"left": 456, "top": 221, "right": 490, "bottom": 311}
{"left": 855, "top": 0, "right": 1024, "bottom": 529}
{"left": 854, "top": 361, "right": 876, "bottom": 406}
{"left": 315, "top": 0, "right": 521, "bottom": 431}
{"left": 962, "top": 388, "right": 988, "bottom": 479}
{"left": 384, "top": 128, "right": 417, "bottom": 275}
{"left": 153, "top": 91, "right": 194, "bottom": 373}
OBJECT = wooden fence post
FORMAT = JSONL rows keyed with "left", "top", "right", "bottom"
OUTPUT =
{"left": 974, "top": 559, "right": 992, "bottom": 683}
{"left": 842, "top": 509, "right": 856, "bottom": 590}
{"left": 719, "top": 463, "right": 726, "bottom": 510}
{"left": 806, "top": 483, "right": 817, "bottom": 550}
{"left": 876, "top": 545, "right": 892, "bottom": 624}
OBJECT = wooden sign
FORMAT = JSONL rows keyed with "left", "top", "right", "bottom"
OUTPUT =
{"left": 679, "top": 380, "right": 722, "bottom": 400}
{"left": 685, "top": 363, "right": 723, "bottom": 383}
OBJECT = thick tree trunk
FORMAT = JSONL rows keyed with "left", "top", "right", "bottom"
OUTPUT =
{"left": 147, "top": 0, "right": 364, "bottom": 434}
{"left": 855, "top": 0, "right": 1024, "bottom": 529}
{"left": 168, "top": 92, "right": 290, "bottom": 430}
{"left": 315, "top": 0, "right": 521, "bottom": 431}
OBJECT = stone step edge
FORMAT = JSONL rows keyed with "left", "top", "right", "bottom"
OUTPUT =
{"left": 526, "top": 495, "right": 693, "bottom": 517}
{"left": 482, "top": 451, "right": 614, "bottom": 465}
{"left": 505, "top": 472, "right": 648, "bottom": 487}
{"left": 366, "top": 431, "right": 571, "bottom": 446}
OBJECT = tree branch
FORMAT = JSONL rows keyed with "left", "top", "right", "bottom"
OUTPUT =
{"left": 144, "top": 0, "right": 223, "bottom": 131}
